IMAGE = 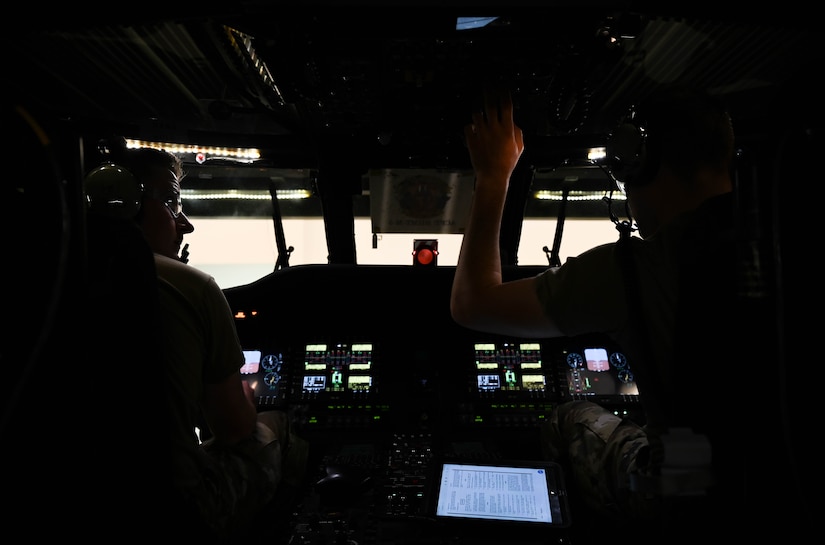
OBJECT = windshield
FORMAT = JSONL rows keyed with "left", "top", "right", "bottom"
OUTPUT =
{"left": 180, "top": 162, "right": 621, "bottom": 288}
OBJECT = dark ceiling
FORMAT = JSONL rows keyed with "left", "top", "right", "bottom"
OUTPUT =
{"left": 7, "top": 4, "right": 824, "bottom": 172}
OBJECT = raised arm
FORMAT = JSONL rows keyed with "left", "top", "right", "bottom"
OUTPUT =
{"left": 450, "top": 91, "right": 560, "bottom": 339}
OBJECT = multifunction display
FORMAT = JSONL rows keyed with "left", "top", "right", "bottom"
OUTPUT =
{"left": 241, "top": 349, "right": 286, "bottom": 406}
{"left": 563, "top": 347, "right": 639, "bottom": 398}
{"left": 301, "top": 342, "right": 375, "bottom": 396}
{"left": 473, "top": 342, "right": 546, "bottom": 394}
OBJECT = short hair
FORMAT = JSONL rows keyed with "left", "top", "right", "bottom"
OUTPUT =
{"left": 90, "top": 138, "right": 185, "bottom": 221}
{"left": 635, "top": 86, "right": 735, "bottom": 184}
{"left": 107, "top": 142, "right": 185, "bottom": 186}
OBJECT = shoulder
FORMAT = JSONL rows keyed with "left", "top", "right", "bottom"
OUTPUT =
{"left": 154, "top": 254, "right": 212, "bottom": 281}
{"left": 556, "top": 241, "right": 621, "bottom": 271}
{"left": 154, "top": 254, "right": 221, "bottom": 296}
{"left": 534, "top": 241, "right": 629, "bottom": 337}
{"left": 535, "top": 241, "right": 622, "bottom": 292}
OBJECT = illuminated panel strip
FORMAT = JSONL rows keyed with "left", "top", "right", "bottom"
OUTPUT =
{"left": 181, "top": 189, "right": 311, "bottom": 200}
{"left": 534, "top": 190, "right": 625, "bottom": 201}
{"left": 125, "top": 138, "right": 261, "bottom": 161}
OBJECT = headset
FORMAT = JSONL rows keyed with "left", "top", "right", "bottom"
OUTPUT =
{"left": 84, "top": 151, "right": 192, "bottom": 263}
{"left": 600, "top": 109, "right": 650, "bottom": 232}
{"left": 83, "top": 162, "right": 144, "bottom": 220}
{"left": 83, "top": 136, "right": 146, "bottom": 220}
{"left": 607, "top": 88, "right": 732, "bottom": 196}
{"left": 605, "top": 107, "right": 660, "bottom": 194}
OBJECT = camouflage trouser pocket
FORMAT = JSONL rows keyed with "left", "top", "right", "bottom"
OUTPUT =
{"left": 541, "top": 400, "right": 659, "bottom": 520}
{"left": 191, "top": 435, "right": 284, "bottom": 535}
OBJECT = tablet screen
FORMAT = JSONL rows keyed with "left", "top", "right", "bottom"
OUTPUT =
{"left": 432, "top": 460, "right": 570, "bottom": 528}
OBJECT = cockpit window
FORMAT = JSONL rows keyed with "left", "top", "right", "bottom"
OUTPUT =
{"left": 179, "top": 163, "right": 619, "bottom": 288}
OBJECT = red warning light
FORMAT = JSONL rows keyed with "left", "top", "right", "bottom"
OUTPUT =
{"left": 417, "top": 248, "right": 434, "bottom": 265}
{"left": 413, "top": 239, "right": 438, "bottom": 267}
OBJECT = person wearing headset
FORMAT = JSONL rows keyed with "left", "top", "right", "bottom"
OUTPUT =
{"left": 451, "top": 87, "right": 739, "bottom": 536}
{"left": 85, "top": 144, "right": 296, "bottom": 540}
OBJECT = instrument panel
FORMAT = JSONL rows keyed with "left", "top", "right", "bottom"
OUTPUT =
{"left": 238, "top": 335, "right": 642, "bottom": 544}
{"left": 225, "top": 265, "right": 647, "bottom": 544}
{"left": 240, "top": 336, "right": 643, "bottom": 434}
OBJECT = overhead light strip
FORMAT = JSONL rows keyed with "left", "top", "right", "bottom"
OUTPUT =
{"left": 125, "top": 139, "right": 261, "bottom": 161}
{"left": 534, "top": 190, "right": 625, "bottom": 201}
{"left": 182, "top": 189, "right": 311, "bottom": 200}
{"left": 181, "top": 188, "right": 618, "bottom": 202}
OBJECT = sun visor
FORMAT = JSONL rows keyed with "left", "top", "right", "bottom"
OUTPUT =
{"left": 369, "top": 169, "right": 474, "bottom": 234}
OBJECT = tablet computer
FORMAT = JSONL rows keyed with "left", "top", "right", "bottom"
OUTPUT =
{"left": 427, "top": 458, "right": 572, "bottom": 531}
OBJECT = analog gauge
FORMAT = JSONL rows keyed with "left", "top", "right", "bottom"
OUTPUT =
{"left": 566, "top": 352, "right": 584, "bottom": 368}
{"left": 261, "top": 354, "right": 282, "bottom": 371}
{"left": 617, "top": 369, "right": 634, "bottom": 383}
{"left": 264, "top": 372, "right": 280, "bottom": 388}
{"left": 609, "top": 352, "right": 628, "bottom": 369}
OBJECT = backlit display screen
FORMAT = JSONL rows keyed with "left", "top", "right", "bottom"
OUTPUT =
{"left": 301, "top": 342, "right": 374, "bottom": 394}
{"left": 473, "top": 342, "right": 546, "bottom": 393}
{"left": 241, "top": 349, "right": 285, "bottom": 400}
{"left": 564, "top": 347, "right": 639, "bottom": 397}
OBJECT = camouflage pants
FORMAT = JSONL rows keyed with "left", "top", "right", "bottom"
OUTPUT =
{"left": 541, "top": 400, "right": 660, "bottom": 521}
{"left": 182, "top": 411, "right": 288, "bottom": 538}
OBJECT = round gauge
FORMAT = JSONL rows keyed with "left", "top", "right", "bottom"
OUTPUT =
{"left": 261, "top": 354, "right": 282, "bottom": 371}
{"left": 617, "top": 369, "right": 634, "bottom": 383}
{"left": 609, "top": 352, "right": 628, "bottom": 369}
{"left": 264, "top": 372, "right": 280, "bottom": 388}
{"left": 566, "top": 352, "right": 584, "bottom": 368}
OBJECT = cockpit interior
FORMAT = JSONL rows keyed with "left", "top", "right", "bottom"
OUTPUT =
{"left": 3, "top": 4, "right": 818, "bottom": 543}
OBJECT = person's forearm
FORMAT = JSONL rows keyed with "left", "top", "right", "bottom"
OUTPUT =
{"left": 202, "top": 373, "right": 259, "bottom": 446}
{"left": 451, "top": 176, "right": 508, "bottom": 322}
{"left": 212, "top": 404, "right": 257, "bottom": 446}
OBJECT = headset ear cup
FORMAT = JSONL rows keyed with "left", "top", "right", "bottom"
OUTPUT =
{"left": 607, "top": 122, "right": 645, "bottom": 187}
{"left": 84, "top": 163, "right": 143, "bottom": 220}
